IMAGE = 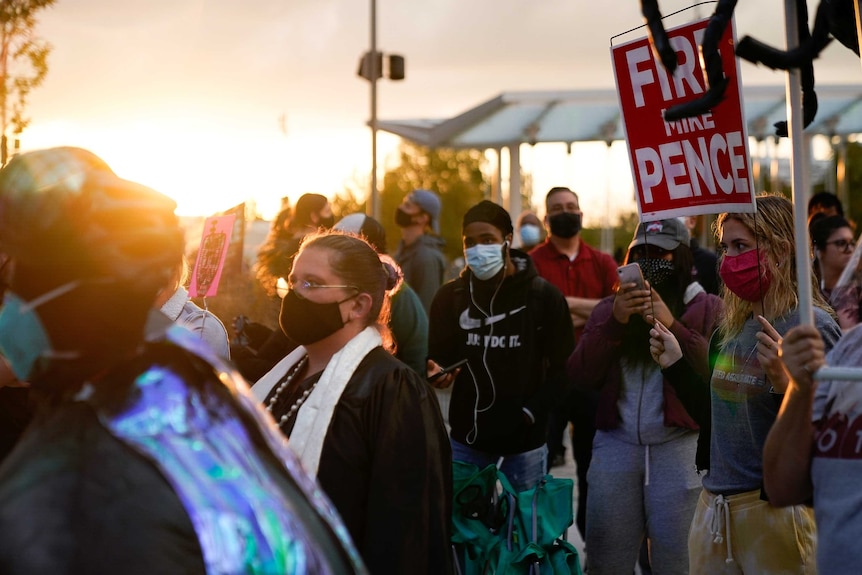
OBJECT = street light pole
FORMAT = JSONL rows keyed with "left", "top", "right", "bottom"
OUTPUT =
{"left": 369, "top": 0, "right": 379, "bottom": 221}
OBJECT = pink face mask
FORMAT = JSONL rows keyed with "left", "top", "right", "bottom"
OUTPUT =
{"left": 719, "top": 249, "right": 771, "bottom": 302}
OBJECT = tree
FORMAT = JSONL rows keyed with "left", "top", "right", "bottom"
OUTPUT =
{"left": 331, "top": 170, "right": 367, "bottom": 218}
{"left": 0, "top": 0, "right": 55, "bottom": 165}
{"left": 580, "top": 210, "right": 640, "bottom": 264}
{"left": 380, "top": 142, "right": 488, "bottom": 261}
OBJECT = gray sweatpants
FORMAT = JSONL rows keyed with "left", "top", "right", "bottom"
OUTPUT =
{"left": 585, "top": 430, "right": 700, "bottom": 575}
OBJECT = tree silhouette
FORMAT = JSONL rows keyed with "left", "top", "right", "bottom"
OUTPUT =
{"left": 0, "top": 0, "right": 55, "bottom": 165}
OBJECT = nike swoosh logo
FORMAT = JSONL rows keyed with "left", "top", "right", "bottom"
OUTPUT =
{"left": 459, "top": 306, "right": 526, "bottom": 330}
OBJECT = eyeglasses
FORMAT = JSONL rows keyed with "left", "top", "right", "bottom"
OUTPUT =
{"left": 824, "top": 238, "right": 856, "bottom": 252}
{"left": 276, "top": 277, "right": 358, "bottom": 299}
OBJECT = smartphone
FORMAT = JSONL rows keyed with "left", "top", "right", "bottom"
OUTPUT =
{"left": 617, "top": 263, "right": 645, "bottom": 290}
{"left": 427, "top": 358, "right": 469, "bottom": 383}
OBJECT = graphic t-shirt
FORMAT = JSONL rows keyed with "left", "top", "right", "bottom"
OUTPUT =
{"left": 810, "top": 325, "right": 862, "bottom": 573}
{"left": 703, "top": 307, "right": 840, "bottom": 495}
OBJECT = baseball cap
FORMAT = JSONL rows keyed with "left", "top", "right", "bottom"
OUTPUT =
{"left": 628, "top": 218, "right": 690, "bottom": 251}
{"left": 333, "top": 212, "right": 387, "bottom": 254}
{"left": 406, "top": 189, "right": 441, "bottom": 233}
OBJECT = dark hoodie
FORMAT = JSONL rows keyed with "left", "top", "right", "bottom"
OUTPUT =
{"left": 394, "top": 234, "right": 448, "bottom": 314}
{"left": 428, "top": 250, "right": 574, "bottom": 455}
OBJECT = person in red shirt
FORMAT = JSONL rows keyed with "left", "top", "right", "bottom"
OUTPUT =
{"left": 529, "top": 186, "right": 617, "bottom": 539}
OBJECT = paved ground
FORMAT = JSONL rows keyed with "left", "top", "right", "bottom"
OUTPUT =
{"left": 550, "top": 432, "right": 588, "bottom": 572}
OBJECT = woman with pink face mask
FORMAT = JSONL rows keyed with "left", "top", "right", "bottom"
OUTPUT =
{"left": 651, "top": 194, "right": 841, "bottom": 573}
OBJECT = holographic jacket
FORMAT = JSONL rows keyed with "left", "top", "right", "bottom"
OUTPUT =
{"left": 0, "top": 324, "right": 367, "bottom": 575}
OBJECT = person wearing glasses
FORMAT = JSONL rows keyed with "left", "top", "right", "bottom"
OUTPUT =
{"left": 810, "top": 214, "right": 855, "bottom": 299}
{"left": 809, "top": 214, "right": 862, "bottom": 332}
{"left": 252, "top": 231, "right": 453, "bottom": 575}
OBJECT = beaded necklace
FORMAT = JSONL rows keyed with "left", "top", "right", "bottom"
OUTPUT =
{"left": 265, "top": 355, "right": 315, "bottom": 427}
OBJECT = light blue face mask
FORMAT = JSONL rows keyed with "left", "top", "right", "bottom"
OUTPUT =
{"left": 465, "top": 242, "right": 506, "bottom": 281}
{"left": 0, "top": 282, "right": 80, "bottom": 381}
{"left": 519, "top": 224, "right": 542, "bottom": 247}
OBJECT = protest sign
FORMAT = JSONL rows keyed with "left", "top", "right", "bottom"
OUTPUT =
{"left": 612, "top": 17, "right": 756, "bottom": 220}
{"left": 189, "top": 214, "right": 236, "bottom": 298}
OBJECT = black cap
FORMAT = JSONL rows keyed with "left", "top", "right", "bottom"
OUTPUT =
{"left": 462, "top": 200, "right": 513, "bottom": 236}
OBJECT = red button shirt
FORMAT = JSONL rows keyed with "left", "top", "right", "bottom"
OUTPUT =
{"left": 529, "top": 239, "right": 619, "bottom": 337}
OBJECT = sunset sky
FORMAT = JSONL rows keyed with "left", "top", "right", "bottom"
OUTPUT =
{"left": 22, "top": 0, "right": 862, "bottom": 224}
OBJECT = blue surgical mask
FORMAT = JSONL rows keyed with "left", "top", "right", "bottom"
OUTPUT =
{"left": 0, "top": 281, "right": 80, "bottom": 381}
{"left": 519, "top": 224, "right": 542, "bottom": 247}
{"left": 465, "top": 243, "right": 506, "bottom": 281}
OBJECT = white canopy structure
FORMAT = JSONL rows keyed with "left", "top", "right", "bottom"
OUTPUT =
{"left": 378, "top": 84, "right": 862, "bottom": 219}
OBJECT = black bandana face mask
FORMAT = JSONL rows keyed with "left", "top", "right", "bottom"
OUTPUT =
{"left": 637, "top": 258, "right": 675, "bottom": 287}
{"left": 279, "top": 289, "right": 355, "bottom": 346}
{"left": 548, "top": 212, "right": 582, "bottom": 239}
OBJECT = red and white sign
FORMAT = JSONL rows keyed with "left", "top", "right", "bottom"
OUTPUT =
{"left": 612, "top": 17, "right": 756, "bottom": 220}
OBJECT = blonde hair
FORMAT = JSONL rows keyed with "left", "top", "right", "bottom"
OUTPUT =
{"left": 714, "top": 194, "right": 832, "bottom": 345}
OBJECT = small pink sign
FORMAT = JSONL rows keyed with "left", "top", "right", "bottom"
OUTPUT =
{"left": 189, "top": 214, "right": 236, "bottom": 298}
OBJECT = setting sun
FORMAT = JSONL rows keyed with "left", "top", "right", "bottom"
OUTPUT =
{"left": 21, "top": 108, "right": 395, "bottom": 221}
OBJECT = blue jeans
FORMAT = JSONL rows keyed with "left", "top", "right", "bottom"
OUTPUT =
{"left": 450, "top": 439, "right": 548, "bottom": 492}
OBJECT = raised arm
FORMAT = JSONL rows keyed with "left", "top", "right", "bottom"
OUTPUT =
{"left": 763, "top": 325, "right": 823, "bottom": 506}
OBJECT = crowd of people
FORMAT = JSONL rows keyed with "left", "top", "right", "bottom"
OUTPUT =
{"left": 0, "top": 145, "right": 861, "bottom": 574}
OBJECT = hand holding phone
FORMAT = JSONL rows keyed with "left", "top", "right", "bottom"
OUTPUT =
{"left": 617, "top": 263, "right": 646, "bottom": 290}
{"left": 427, "top": 358, "right": 468, "bottom": 385}
{"left": 613, "top": 263, "right": 650, "bottom": 324}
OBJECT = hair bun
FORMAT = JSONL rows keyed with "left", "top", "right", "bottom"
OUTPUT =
{"left": 381, "top": 259, "right": 403, "bottom": 293}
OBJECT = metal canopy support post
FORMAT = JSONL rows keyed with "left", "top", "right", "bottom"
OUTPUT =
{"left": 770, "top": 136, "right": 780, "bottom": 192}
{"left": 837, "top": 136, "right": 849, "bottom": 210}
{"left": 508, "top": 143, "right": 522, "bottom": 218}
{"left": 784, "top": 0, "right": 814, "bottom": 327}
{"left": 752, "top": 138, "right": 763, "bottom": 191}
{"left": 368, "top": 0, "right": 379, "bottom": 221}
{"left": 826, "top": 135, "right": 837, "bottom": 195}
{"left": 493, "top": 148, "right": 503, "bottom": 204}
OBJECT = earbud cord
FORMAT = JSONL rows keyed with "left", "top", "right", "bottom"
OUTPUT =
{"left": 465, "top": 258, "right": 506, "bottom": 444}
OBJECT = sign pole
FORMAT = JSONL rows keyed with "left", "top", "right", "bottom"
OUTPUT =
{"left": 784, "top": 0, "right": 814, "bottom": 326}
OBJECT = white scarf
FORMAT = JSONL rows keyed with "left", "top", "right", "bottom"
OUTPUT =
{"left": 251, "top": 327, "right": 382, "bottom": 475}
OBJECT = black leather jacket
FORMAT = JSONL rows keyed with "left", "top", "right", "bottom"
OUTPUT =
{"left": 300, "top": 347, "right": 454, "bottom": 575}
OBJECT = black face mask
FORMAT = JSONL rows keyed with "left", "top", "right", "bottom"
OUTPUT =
{"left": 394, "top": 207, "right": 416, "bottom": 228}
{"left": 548, "top": 212, "right": 582, "bottom": 239}
{"left": 279, "top": 289, "right": 354, "bottom": 345}
{"left": 317, "top": 214, "right": 335, "bottom": 229}
{"left": 637, "top": 258, "right": 675, "bottom": 287}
